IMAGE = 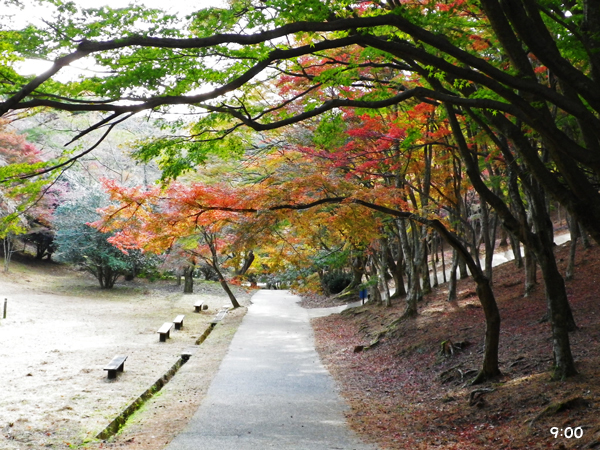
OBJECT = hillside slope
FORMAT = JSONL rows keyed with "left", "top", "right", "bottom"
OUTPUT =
{"left": 312, "top": 242, "right": 600, "bottom": 449}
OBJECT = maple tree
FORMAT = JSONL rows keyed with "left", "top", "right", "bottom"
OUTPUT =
{"left": 0, "top": 118, "right": 53, "bottom": 270}
{"left": 98, "top": 180, "right": 250, "bottom": 307}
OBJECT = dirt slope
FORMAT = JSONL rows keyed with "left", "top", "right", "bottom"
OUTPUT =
{"left": 312, "top": 242, "right": 600, "bottom": 449}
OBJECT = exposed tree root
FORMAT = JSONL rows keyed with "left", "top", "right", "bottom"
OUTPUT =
{"left": 469, "top": 387, "right": 495, "bottom": 407}
{"left": 528, "top": 397, "right": 590, "bottom": 426}
{"left": 439, "top": 339, "right": 471, "bottom": 357}
{"left": 470, "top": 369, "right": 502, "bottom": 385}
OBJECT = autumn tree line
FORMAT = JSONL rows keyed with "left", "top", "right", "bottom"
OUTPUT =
{"left": 1, "top": 0, "right": 598, "bottom": 383}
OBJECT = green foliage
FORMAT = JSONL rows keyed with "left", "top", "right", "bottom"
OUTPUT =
{"left": 321, "top": 270, "right": 352, "bottom": 294}
{"left": 312, "top": 113, "right": 348, "bottom": 149}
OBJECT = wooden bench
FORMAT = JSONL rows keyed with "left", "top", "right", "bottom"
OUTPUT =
{"left": 173, "top": 314, "right": 185, "bottom": 330}
{"left": 194, "top": 300, "right": 205, "bottom": 313}
{"left": 157, "top": 322, "right": 173, "bottom": 342}
{"left": 104, "top": 355, "right": 127, "bottom": 379}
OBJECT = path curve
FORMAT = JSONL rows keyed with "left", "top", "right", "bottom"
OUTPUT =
{"left": 165, "top": 289, "right": 378, "bottom": 450}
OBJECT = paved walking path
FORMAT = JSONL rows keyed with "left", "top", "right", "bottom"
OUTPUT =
{"left": 165, "top": 289, "right": 378, "bottom": 450}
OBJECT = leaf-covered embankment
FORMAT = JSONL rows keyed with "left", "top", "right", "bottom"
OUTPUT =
{"left": 312, "top": 242, "right": 600, "bottom": 449}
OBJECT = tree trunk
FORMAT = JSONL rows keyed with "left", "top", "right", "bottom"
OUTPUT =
{"left": 3, "top": 235, "right": 13, "bottom": 273}
{"left": 236, "top": 250, "right": 255, "bottom": 276}
{"left": 458, "top": 257, "right": 469, "bottom": 280}
{"left": 579, "top": 223, "right": 592, "bottom": 249}
{"left": 337, "top": 254, "right": 365, "bottom": 297}
{"left": 368, "top": 262, "right": 382, "bottom": 305}
{"left": 219, "top": 277, "right": 241, "bottom": 308}
{"left": 210, "top": 260, "right": 241, "bottom": 308}
{"left": 440, "top": 237, "right": 447, "bottom": 283}
{"left": 421, "top": 232, "right": 432, "bottom": 295}
{"left": 536, "top": 244, "right": 578, "bottom": 379}
{"left": 524, "top": 245, "right": 537, "bottom": 296}
{"left": 183, "top": 265, "right": 194, "bottom": 294}
{"left": 387, "top": 234, "right": 407, "bottom": 298}
{"left": 480, "top": 200, "right": 497, "bottom": 282}
{"left": 447, "top": 249, "right": 459, "bottom": 302}
{"left": 97, "top": 266, "right": 118, "bottom": 289}
{"left": 431, "top": 235, "right": 439, "bottom": 288}
{"left": 509, "top": 231, "right": 523, "bottom": 268}
{"left": 379, "top": 239, "right": 391, "bottom": 307}
{"left": 397, "top": 219, "right": 422, "bottom": 317}
{"left": 565, "top": 214, "right": 580, "bottom": 281}
{"left": 470, "top": 274, "right": 502, "bottom": 384}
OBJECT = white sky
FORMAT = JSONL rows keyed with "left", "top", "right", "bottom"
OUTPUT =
{"left": 3, "top": 0, "right": 226, "bottom": 77}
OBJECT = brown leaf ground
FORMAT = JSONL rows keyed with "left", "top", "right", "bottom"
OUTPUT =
{"left": 310, "top": 241, "right": 600, "bottom": 450}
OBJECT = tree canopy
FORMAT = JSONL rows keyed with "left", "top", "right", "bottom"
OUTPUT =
{"left": 1, "top": 1, "right": 599, "bottom": 237}
{"left": 1, "top": 0, "right": 596, "bottom": 382}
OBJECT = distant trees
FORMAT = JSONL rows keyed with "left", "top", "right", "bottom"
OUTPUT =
{"left": 53, "top": 189, "right": 155, "bottom": 288}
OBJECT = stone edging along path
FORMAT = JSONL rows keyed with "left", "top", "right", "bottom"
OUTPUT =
{"left": 95, "top": 309, "right": 227, "bottom": 441}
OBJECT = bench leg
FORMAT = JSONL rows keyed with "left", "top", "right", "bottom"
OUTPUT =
{"left": 118, "top": 363, "right": 125, "bottom": 373}
{"left": 174, "top": 322, "right": 182, "bottom": 330}
{"left": 194, "top": 306, "right": 200, "bottom": 313}
{"left": 107, "top": 370, "right": 117, "bottom": 379}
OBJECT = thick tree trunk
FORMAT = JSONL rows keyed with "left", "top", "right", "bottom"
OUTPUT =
{"left": 337, "top": 254, "right": 366, "bottom": 298}
{"left": 387, "top": 238, "right": 407, "bottom": 298}
{"left": 432, "top": 218, "right": 502, "bottom": 383}
{"left": 368, "top": 262, "right": 382, "bottom": 305}
{"left": 536, "top": 244, "right": 578, "bottom": 379}
{"left": 470, "top": 274, "right": 502, "bottom": 384}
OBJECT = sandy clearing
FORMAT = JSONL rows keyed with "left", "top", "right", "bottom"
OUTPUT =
{"left": 0, "top": 257, "right": 251, "bottom": 449}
